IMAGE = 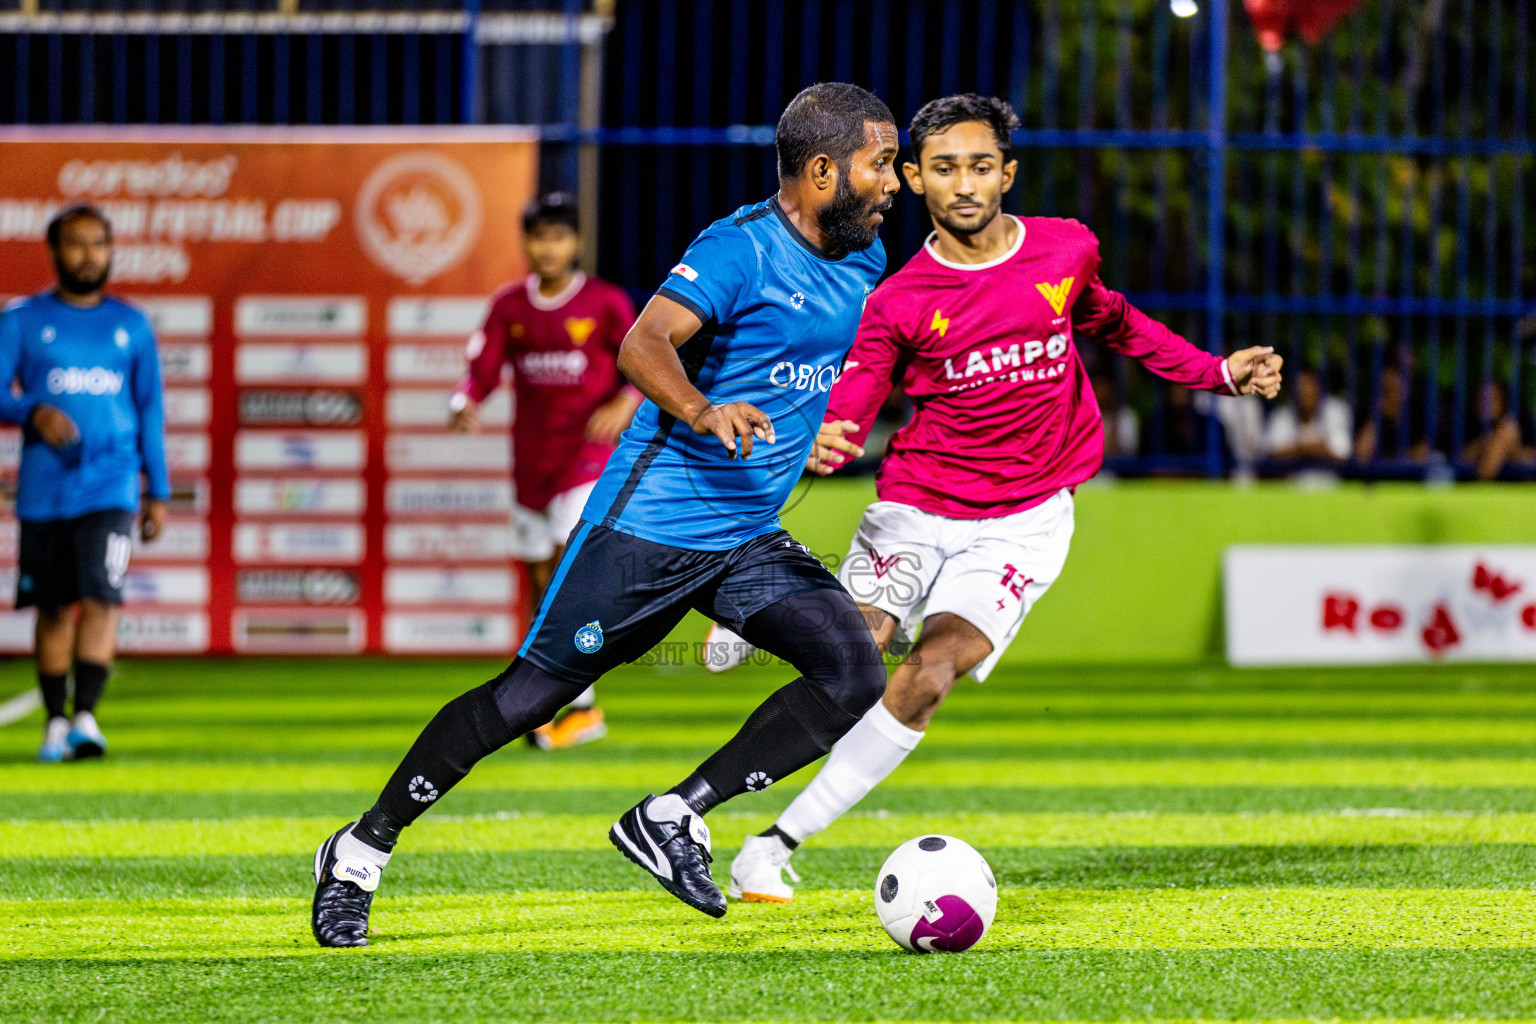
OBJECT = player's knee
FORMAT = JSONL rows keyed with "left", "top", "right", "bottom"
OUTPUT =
{"left": 813, "top": 631, "right": 886, "bottom": 718}
{"left": 488, "top": 657, "right": 591, "bottom": 735}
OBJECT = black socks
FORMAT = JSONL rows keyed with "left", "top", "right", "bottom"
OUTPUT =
{"left": 366, "top": 681, "right": 514, "bottom": 840}
{"left": 685, "top": 676, "right": 860, "bottom": 810}
{"left": 73, "top": 661, "right": 110, "bottom": 715}
{"left": 356, "top": 659, "right": 586, "bottom": 849}
{"left": 39, "top": 661, "right": 110, "bottom": 720}
{"left": 38, "top": 672, "right": 67, "bottom": 720}
{"left": 669, "top": 773, "right": 723, "bottom": 816}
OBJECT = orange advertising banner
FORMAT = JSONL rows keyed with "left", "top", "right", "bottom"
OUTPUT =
{"left": 0, "top": 128, "right": 540, "bottom": 655}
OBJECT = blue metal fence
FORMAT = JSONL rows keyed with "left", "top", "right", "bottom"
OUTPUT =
{"left": 3, "top": 0, "right": 1533, "bottom": 479}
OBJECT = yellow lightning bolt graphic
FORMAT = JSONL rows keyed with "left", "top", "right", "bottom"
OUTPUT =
{"left": 930, "top": 309, "right": 949, "bottom": 338}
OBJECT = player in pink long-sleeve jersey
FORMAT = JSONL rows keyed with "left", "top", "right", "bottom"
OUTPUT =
{"left": 727, "top": 95, "right": 1283, "bottom": 901}
{"left": 450, "top": 193, "right": 641, "bottom": 748}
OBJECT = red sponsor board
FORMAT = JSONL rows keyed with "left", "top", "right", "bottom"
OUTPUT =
{"left": 0, "top": 129, "right": 538, "bottom": 653}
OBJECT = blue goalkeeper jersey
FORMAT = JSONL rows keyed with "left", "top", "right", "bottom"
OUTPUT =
{"left": 582, "top": 196, "right": 885, "bottom": 550}
{"left": 0, "top": 292, "right": 170, "bottom": 522}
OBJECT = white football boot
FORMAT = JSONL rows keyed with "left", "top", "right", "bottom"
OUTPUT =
{"left": 728, "top": 833, "right": 802, "bottom": 903}
{"left": 703, "top": 623, "right": 757, "bottom": 674}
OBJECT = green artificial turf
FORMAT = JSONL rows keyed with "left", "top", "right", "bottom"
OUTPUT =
{"left": 2, "top": 657, "right": 1535, "bottom": 1022}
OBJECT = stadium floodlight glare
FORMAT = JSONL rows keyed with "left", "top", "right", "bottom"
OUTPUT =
{"left": 1170, "top": 0, "right": 1199, "bottom": 16}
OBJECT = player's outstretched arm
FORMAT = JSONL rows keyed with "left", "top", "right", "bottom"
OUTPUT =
{"left": 617, "top": 293, "right": 774, "bottom": 459}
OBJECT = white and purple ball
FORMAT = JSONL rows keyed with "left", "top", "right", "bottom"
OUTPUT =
{"left": 873, "top": 834, "right": 997, "bottom": 953}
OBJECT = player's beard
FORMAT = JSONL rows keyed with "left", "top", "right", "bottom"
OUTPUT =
{"left": 929, "top": 192, "right": 1003, "bottom": 240}
{"left": 54, "top": 257, "right": 110, "bottom": 296}
{"left": 818, "top": 168, "right": 891, "bottom": 254}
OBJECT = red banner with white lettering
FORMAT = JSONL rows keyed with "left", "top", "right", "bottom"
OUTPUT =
{"left": 0, "top": 129, "right": 539, "bottom": 654}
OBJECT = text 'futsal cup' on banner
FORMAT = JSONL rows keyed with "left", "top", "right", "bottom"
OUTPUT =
{"left": 0, "top": 129, "right": 539, "bottom": 655}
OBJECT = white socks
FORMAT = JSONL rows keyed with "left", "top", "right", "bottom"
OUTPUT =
{"left": 338, "top": 827, "right": 392, "bottom": 869}
{"left": 775, "top": 699, "right": 924, "bottom": 844}
{"left": 568, "top": 685, "right": 597, "bottom": 710}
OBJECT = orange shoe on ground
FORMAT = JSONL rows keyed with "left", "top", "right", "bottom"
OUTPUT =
{"left": 528, "top": 706, "right": 608, "bottom": 750}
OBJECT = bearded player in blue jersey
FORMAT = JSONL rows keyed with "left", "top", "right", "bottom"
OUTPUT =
{"left": 0, "top": 204, "right": 170, "bottom": 763}
{"left": 311, "top": 83, "right": 901, "bottom": 944}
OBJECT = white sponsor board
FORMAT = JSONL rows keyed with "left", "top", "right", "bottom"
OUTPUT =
{"left": 384, "top": 567, "right": 515, "bottom": 606}
{"left": 385, "top": 478, "right": 513, "bottom": 516}
{"left": 233, "top": 522, "right": 365, "bottom": 564}
{"left": 234, "top": 430, "right": 366, "bottom": 471}
{"left": 387, "top": 433, "right": 509, "bottom": 472}
{"left": 1226, "top": 545, "right": 1536, "bottom": 665}
{"left": 168, "top": 479, "right": 212, "bottom": 515}
{"left": 0, "top": 431, "right": 18, "bottom": 472}
{"left": 384, "top": 611, "right": 515, "bottom": 653}
{"left": 387, "top": 342, "right": 468, "bottom": 383}
{"left": 165, "top": 432, "right": 211, "bottom": 472}
{"left": 386, "top": 297, "right": 490, "bottom": 337}
{"left": 235, "top": 476, "right": 365, "bottom": 516}
{"left": 126, "top": 296, "right": 213, "bottom": 337}
{"left": 232, "top": 609, "right": 367, "bottom": 654}
{"left": 0, "top": 567, "right": 15, "bottom": 605}
{"left": 159, "top": 341, "right": 211, "bottom": 382}
{"left": 385, "top": 388, "right": 511, "bottom": 428}
{"left": 163, "top": 387, "right": 211, "bottom": 427}
{"left": 0, "top": 608, "right": 34, "bottom": 652}
{"left": 123, "top": 566, "right": 209, "bottom": 605}
{"left": 386, "top": 522, "right": 516, "bottom": 561}
{"left": 132, "top": 519, "right": 209, "bottom": 561}
{"left": 234, "top": 296, "right": 366, "bottom": 336}
{"left": 117, "top": 611, "right": 210, "bottom": 653}
{"left": 236, "top": 342, "right": 367, "bottom": 384}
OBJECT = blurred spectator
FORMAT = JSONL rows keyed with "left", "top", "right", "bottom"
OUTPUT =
{"left": 1209, "top": 394, "right": 1265, "bottom": 471}
{"left": 1094, "top": 377, "right": 1140, "bottom": 458}
{"left": 1463, "top": 380, "right": 1536, "bottom": 480}
{"left": 1353, "top": 364, "right": 1423, "bottom": 463}
{"left": 1266, "top": 369, "right": 1351, "bottom": 463}
{"left": 1162, "top": 384, "right": 1204, "bottom": 456}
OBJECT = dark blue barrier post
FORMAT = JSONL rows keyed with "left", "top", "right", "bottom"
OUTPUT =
{"left": 461, "top": 0, "right": 480, "bottom": 124}
{"left": 1204, "top": 0, "right": 1229, "bottom": 478}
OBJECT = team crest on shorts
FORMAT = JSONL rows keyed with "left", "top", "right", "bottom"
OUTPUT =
{"left": 574, "top": 620, "right": 604, "bottom": 654}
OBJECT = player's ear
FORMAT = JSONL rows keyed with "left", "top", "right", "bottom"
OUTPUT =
{"left": 901, "top": 162, "right": 924, "bottom": 195}
{"left": 1000, "top": 158, "right": 1018, "bottom": 195}
{"left": 808, "top": 153, "right": 836, "bottom": 193}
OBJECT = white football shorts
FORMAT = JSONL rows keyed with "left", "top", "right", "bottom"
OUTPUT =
{"left": 509, "top": 480, "right": 598, "bottom": 562}
{"left": 834, "top": 489, "right": 1075, "bottom": 681}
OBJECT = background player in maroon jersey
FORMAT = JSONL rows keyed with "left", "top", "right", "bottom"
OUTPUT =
{"left": 449, "top": 193, "right": 640, "bottom": 749}
{"left": 727, "top": 94, "right": 1284, "bottom": 902}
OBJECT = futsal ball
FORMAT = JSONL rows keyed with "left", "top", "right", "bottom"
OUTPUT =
{"left": 873, "top": 834, "right": 997, "bottom": 953}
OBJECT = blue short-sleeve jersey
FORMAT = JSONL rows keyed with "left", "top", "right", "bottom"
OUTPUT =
{"left": 582, "top": 197, "right": 885, "bottom": 550}
{"left": 0, "top": 292, "right": 170, "bottom": 522}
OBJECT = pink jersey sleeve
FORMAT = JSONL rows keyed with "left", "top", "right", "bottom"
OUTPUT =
{"left": 1072, "top": 276, "right": 1236, "bottom": 395}
{"left": 457, "top": 295, "right": 511, "bottom": 404}
{"left": 824, "top": 296, "right": 908, "bottom": 450}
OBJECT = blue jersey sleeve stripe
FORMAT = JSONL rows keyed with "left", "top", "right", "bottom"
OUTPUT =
{"left": 655, "top": 286, "right": 710, "bottom": 325}
{"left": 517, "top": 520, "right": 594, "bottom": 658}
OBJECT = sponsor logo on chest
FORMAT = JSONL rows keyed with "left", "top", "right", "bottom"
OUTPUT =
{"left": 941, "top": 334, "right": 1071, "bottom": 383}
{"left": 517, "top": 348, "right": 588, "bottom": 382}
{"left": 47, "top": 366, "right": 124, "bottom": 396}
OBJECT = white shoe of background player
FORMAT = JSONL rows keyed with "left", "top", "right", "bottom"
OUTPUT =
{"left": 728, "top": 833, "right": 801, "bottom": 903}
{"left": 704, "top": 623, "right": 757, "bottom": 673}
